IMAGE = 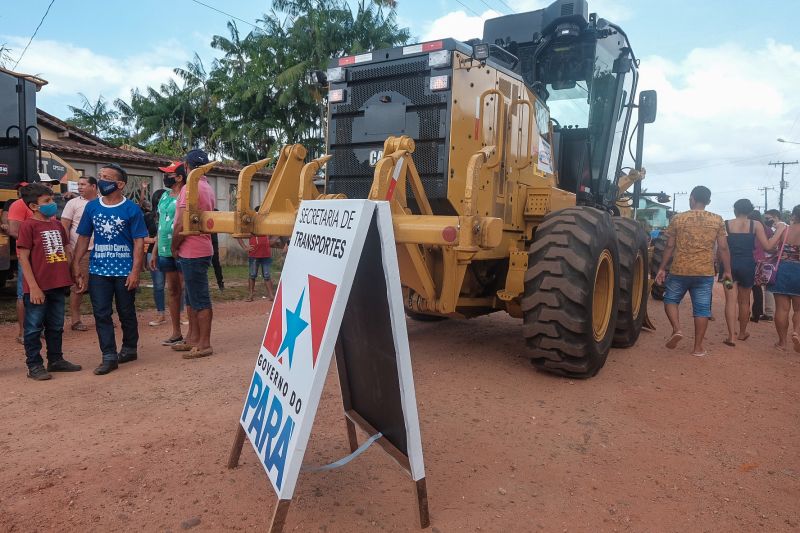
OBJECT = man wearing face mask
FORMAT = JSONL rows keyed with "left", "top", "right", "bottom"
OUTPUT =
{"left": 172, "top": 149, "right": 216, "bottom": 359}
{"left": 150, "top": 161, "right": 187, "bottom": 346}
{"left": 71, "top": 163, "right": 148, "bottom": 375}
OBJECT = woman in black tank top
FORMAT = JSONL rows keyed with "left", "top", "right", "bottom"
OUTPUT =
{"left": 722, "top": 199, "right": 784, "bottom": 345}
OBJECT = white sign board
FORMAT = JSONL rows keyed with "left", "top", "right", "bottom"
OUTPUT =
{"left": 239, "top": 199, "right": 425, "bottom": 500}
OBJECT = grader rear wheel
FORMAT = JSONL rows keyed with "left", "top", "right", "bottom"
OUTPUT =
{"left": 612, "top": 217, "right": 649, "bottom": 348}
{"left": 522, "top": 207, "right": 621, "bottom": 378}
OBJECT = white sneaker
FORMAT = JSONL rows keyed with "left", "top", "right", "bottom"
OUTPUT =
{"left": 149, "top": 316, "right": 166, "bottom": 327}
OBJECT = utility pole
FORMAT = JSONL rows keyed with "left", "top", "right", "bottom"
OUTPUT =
{"left": 769, "top": 161, "right": 799, "bottom": 214}
{"left": 758, "top": 186, "right": 775, "bottom": 212}
{"left": 672, "top": 191, "right": 687, "bottom": 213}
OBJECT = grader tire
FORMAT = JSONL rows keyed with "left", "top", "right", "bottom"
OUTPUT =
{"left": 612, "top": 218, "right": 649, "bottom": 348}
{"left": 650, "top": 233, "right": 669, "bottom": 301}
{"left": 522, "top": 207, "right": 620, "bottom": 378}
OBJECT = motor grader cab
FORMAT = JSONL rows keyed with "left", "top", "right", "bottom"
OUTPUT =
{"left": 185, "top": 0, "right": 657, "bottom": 378}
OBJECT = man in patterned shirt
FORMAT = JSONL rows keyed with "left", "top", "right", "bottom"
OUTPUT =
{"left": 71, "top": 163, "right": 148, "bottom": 375}
{"left": 655, "top": 186, "right": 732, "bottom": 356}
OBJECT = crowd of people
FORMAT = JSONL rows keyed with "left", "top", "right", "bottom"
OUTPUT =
{"left": 654, "top": 186, "right": 800, "bottom": 356}
{"left": 4, "top": 148, "right": 281, "bottom": 381}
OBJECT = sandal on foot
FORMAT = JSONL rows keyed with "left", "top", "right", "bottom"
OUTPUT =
{"left": 691, "top": 350, "right": 709, "bottom": 357}
{"left": 737, "top": 332, "right": 750, "bottom": 341}
{"left": 666, "top": 332, "right": 684, "bottom": 349}
{"left": 723, "top": 339, "right": 736, "bottom": 347}
{"left": 171, "top": 343, "right": 194, "bottom": 352}
{"left": 71, "top": 321, "right": 89, "bottom": 331}
{"left": 182, "top": 347, "right": 213, "bottom": 359}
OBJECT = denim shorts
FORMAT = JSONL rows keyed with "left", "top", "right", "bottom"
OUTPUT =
{"left": 179, "top": 256, "right": 212, "bottom": 310}
{"left": 663, "top": 274, "right": 714, "bottom": 318}
{"left": 158, "top": 255, "right": 181, "bottom": 273}
{"left": 248, "top": 257, "right": 272, "bottom": 280}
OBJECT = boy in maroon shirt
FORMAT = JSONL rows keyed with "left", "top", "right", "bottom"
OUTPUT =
{"left": 17, "top": 184, "right": 82, "bottom": 380}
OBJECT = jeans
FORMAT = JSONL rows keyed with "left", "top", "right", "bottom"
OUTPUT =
{"left": 663, "top": 274, "right": 714, "bottom": 318}
{"left": 147, "top": 252, "right": 165, "bottom": 312}
{"left": 89, "top": 274, "right": 139, "bottom": 362}
{"left": 23, "top": 288, "right": 67, "bottom": 369}
{"left": 179, "top": 256, "right": 212, "bottom": 310}
{"left": 248, "top": 257, "right": 272, "bottom": 280}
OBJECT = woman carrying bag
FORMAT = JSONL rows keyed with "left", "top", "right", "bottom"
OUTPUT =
{"left": 769, "top": 205, "right": 800, "bottom": 352}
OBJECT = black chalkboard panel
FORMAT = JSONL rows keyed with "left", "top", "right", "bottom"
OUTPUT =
{"left": 335, "top": 214, "right": 408, "bottom": 456}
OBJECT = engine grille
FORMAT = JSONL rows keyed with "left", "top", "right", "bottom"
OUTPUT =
{"left": 326, "top": 56, "right": 451, "bottom": 205}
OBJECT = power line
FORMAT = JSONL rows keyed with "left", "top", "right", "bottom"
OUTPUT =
{"left": 473, "top": 0, "right": 510, "bottom": 15}
{"left": 494, "top": 0, "right": 516, "bottom": 14}
{"left": 453, "top": 0, "right": 482, "bottom": 17}
{"left": 187, "top": 0, "right": 260, "bottom": 30}
{"left": 650, "top": 150, "right": 791, "bottom": 176}
{"left": 12, "top": 0, "right": 56, "bottom": 69}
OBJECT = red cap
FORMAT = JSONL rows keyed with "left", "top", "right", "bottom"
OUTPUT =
{"left": 16, "top": 181, "right": 29, "bottom": 189}
{"left": 158, "top": 161, "right": 183, "bottom": 173}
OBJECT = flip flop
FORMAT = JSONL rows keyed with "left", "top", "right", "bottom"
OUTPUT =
{"left": 691, "top": 350, "right": 709, "bottom": 357}
{"left": 723, "top": 339, "right": 736, "bottom": 347}
{"left": 792, "top": 334, "right": 800, "bottom": 354}
{"left": 71, "top": 321, "right": 89, "bottom": 331}
{"left": 737, "top": 332, "right": 751, "bottom": 341}
{"left": 183, "top": 347, "right": 213, "bottom": 359}
{"left": 245, "top": 296, "right": 254, "bottom": 302}
{"left": 171, "top": 343, "right": 194, "bottom": 352}
{"left": 665, "top": 332, "right": 684, "bottom": 349}
{"left": 775, "top": 343, "right": 787, "bottom": 352}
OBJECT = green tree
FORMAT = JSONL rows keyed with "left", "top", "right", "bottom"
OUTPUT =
{"left": 66, "top": 93, "right": 120, "bottom": 138}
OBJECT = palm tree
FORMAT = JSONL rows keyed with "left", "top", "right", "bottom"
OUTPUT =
{"left": 66, "top": 93, "right": 120, "bottom": 137}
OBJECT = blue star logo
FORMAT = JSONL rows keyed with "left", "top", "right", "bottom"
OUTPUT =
{"left": 277, "top": 289, "right": 308, "bottom": 368}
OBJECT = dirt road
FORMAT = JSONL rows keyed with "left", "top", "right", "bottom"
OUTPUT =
{"left": 1, "top": 286, "right": 798, "bottom": 532}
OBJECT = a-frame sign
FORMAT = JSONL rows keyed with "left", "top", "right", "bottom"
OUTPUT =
{"left": 227, "top": 200, "right": 429, "bottom": 531}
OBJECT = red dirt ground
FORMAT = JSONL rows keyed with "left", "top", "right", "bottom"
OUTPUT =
{"left": 1, "top": 285, "right": 798, "bottom": 532}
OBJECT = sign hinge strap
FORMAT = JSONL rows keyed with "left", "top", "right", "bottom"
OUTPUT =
{"left": 301, "top": 432, "right": 383, "bottom": 472}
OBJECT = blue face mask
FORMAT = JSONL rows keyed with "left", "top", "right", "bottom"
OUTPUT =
{"left": 98, "top": 180, "right": 119, "bottom": 196}
{"left": 39, "top": 202, "right": 57, "bottom": 218}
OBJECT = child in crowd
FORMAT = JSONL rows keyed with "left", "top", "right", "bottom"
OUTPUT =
{"left": 17, "top": 183, "right": 82, "bottom": 380}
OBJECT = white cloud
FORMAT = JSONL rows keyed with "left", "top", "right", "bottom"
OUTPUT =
{"left": 508, "top": 0, "right": 632, "bottom": 22}
{"left": 638, "top": 39, "right": 800, "bottom": 216}
{"left": 1, "top": 35, "right": 195, "bottom": 114}
{"left": 421, "top": 9, "right": 501, "bottom": 42}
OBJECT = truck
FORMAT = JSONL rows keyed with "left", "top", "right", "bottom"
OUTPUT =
{"left": 183, "top": 0, "right": 658, "bottom": 378}
{"left": 0, "top": 67, "right": 79, "bottom": 287}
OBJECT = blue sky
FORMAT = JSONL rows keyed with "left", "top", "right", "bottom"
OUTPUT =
{"left": 3, "top": 0, "right": 800, "bottom": 217}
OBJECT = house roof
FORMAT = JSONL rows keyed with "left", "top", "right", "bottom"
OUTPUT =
{"left": 37, "top": 108, "right": 270, "bottom": 179}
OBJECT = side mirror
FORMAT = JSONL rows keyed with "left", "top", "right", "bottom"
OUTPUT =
{"left": 638, "top": 90, "right": 657, "bottom": 124}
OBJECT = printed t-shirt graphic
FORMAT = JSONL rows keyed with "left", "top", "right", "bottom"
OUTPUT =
{"left": 157, "top": 191, "right": 177, "bottom": 257}
{"left": 76, "top": 197, "right": 148, "bottom": 276}
{"left": 16, "top": 218, "right": 72, "bottom": 292}
{"left": 665, "top": 210, "right": 726, "bottom": 276}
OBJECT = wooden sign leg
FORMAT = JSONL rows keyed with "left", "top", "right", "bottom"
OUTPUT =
{"left": 345, "top": 417, "right": 359, "bottom": 453}
{"left": 415, "top": 478, "right": 430, "bottom": 528}
{"left": 227, "top": 424, "right": 246, "bottom": 469}
{"left": 268, "top": 499, "right": 292, "bottom": 533}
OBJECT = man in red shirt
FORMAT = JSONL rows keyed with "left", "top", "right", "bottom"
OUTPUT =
{"left": 17, "top": 183, "right": 81, "bottom": 380}
{"left": 238, "top": 235, "right": 276, "bottom": 302}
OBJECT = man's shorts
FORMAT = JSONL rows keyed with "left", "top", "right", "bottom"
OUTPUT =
{"left": 248, "top": 257, "right": 272, "bottom": 280}
{"left": 158, "top": 255, "right": 181, "bottom": 273}
{"left": 663, "top": 274, "right": 714, "bottom": 318}
{"left": 178, "top": 256, "right": 212, "bottom": 310}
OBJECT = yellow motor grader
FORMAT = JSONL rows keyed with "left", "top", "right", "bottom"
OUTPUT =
{"left": 183, "top": 0, "right": 658, "bottom": 378}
